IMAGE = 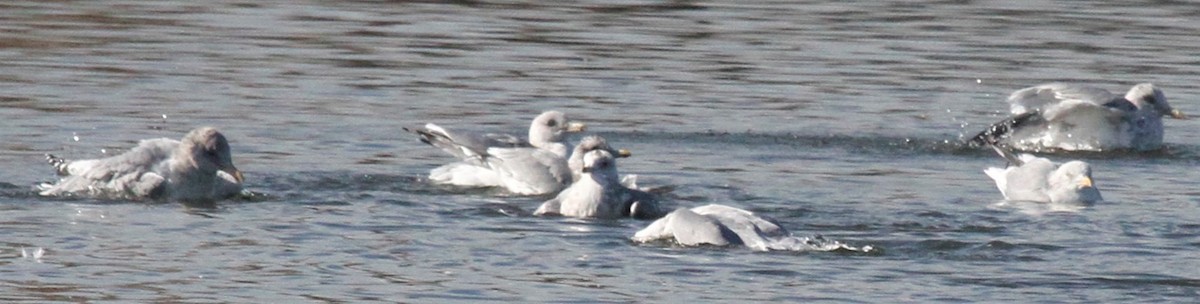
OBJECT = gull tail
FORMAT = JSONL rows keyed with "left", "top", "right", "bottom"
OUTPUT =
{"left": 403, "top": 125, "right": 482, "bottom": 162}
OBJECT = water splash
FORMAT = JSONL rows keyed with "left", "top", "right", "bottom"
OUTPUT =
{"left": 21, "top": 247, "right": 45, "bottom": 263}
{"left": 765, "top": 235, "right": 876, "bottom": 253}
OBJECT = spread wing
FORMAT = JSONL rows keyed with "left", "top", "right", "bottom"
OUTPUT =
{"left": 1008, "top": 83, "right": 1113, "bottom": 113}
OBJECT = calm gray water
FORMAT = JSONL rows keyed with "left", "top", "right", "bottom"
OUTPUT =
{"left": 3, "top": 0, "right": 1200, "bottom": 302}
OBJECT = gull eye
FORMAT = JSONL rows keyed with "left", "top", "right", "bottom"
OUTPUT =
{"left": 203, "top": 150, "right": 220, "bottom": 161}
{"left": 546, "top": 119, "right": 558, "bottom": 127}
{"left": 1143, "top": 96, "right": 1157, "bottom": 104}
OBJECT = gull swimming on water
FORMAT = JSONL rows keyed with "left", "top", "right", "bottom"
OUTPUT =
{"left": 39, "top": 127, "right": 244, "bottom": 204}
{"left": 970, "top": 83, "right": 1185, "bottom": 152}
{"left": 633, "top": 204, "right": 861, "bottom": 252}
{"left": 534, "top": 150, "right": 663, "bottom": 219}
{"left": 405, "top": 111, "right": 585, "bottom": 195}
{"left": 978, "top": 137, "right": 1102, "bottom": 205}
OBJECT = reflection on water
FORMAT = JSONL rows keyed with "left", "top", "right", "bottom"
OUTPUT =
{"left": 3, "top": 0, "right": 1200, "bottom": 302}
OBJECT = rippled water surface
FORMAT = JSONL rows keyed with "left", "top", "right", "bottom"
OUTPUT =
{"left": 3, "top": 1, "right": 1200, "bottom": 302}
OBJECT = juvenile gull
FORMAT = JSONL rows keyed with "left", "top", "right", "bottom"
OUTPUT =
{"left": 633, "top": 204, "right": 859, "bottom": 252}
{"left": 970, "top": 83, "right": 1185, "bottom": 152}
{"left": 406, "top": 111, "right": 585, "bottom": 195}
{"left": 39, "top": 127, "right": 244, "bottom": 204}
{"left": 534, "top": 150, "right": 663, "bottom": 219}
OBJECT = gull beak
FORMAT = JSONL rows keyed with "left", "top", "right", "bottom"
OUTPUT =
{"left": 566, "top": 122, "right": 587, "bottom": 133}
{"left": 1079, "top": 176, "right": 1093, "bottom": 188}
{"left": 224, "top": 167, "right": 245, "bottom": 183}
{"left": 1169, "top": 109, "right": 1187, "bottom": 119}
{"left": 617, "top": 149, "right": 632, "bottom": 158}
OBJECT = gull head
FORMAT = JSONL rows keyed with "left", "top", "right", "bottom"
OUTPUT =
{"left": 1127, "top": 83, "right": 1185, "bottom": 119}
{"left": 580, "top": 150, "right": 620, "bottom": 183}
{"left": 529, "top": 111, "right": 586, "bottom": 145}
{"left": 575, "top": 135, "right": 632, "bottom": 158}
{"left": 182, "top": 127, "right": 243, "bottom": 183}
{"left": 1048, "top": 160, "right": 1102, "bottom": 205}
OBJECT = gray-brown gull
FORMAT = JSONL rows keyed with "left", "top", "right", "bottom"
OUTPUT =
{"left": 406, "top": 110, "right": 585, "bottom": 195}
{"left": 39, "top": 127, "right": 244, "bottom": 204}
{"left": 970, "top": 83, "right": 1185, "bottom": 152}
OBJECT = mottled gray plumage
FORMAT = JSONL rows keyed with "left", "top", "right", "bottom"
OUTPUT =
{"left": 39, "top": 127, "right": 244, "bottom": 204}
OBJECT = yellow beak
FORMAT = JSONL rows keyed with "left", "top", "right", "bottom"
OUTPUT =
{"left": 566, "top": 122, "right": 586, "bottom": 133}
{"left": 1079, "top": 176, "right": 1093, "bottom": 188}
{"left": 617, "top": 149, "right": 632, "bottom": 158}
{"left": 1169, "top": 109, "right": 1187, "bottom": 119}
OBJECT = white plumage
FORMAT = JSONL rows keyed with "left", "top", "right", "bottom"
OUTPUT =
{"left": 983, "top": 154, "right": 1102, "bottom": 205}
{"left": 406, "top": 111, "right": 585, "bottom": 195}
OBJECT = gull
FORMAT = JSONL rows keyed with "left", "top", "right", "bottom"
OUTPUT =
{"left": 405, "top": 110, "right": 585, "bottom": 195}
{"left": 633, "top": 204, "right": 869, "bottom": 252}
{"left": 534, "top": 150, "right": 663, "bottom": 219}
{"left": 978, "top": 138, "right": 1103, "bottom": 205}
{"left": 632, "top": 204, "right": 787, "bottom": 250}
{"left": 970, "top": 83, "right": 1185, "bottom": 152}
{"left": 39, "top": 127, "right": 244, "bottom": 204}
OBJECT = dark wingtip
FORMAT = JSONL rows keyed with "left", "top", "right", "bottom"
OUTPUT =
{"left": 45, "top": 153, "right": 70, "bottom": 175}
{"left": 967, "top": 111, "right": 1043, "bottom": 148}
{"left": 968, "top": 112, "right": 1044, "bottom": 166}
{"left": 404, "top": 128, "right": 441, "bottom": 146}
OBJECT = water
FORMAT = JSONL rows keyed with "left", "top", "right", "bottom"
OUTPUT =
{"left": 3, "top": 0, "right": 1200, "bottom": 302}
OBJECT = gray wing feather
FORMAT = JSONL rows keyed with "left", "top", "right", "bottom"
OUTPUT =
{"left": 406, "top": 124, "right": 528, "bottom": 162}
{"left": 40, "top": 138, "right": 177, "bottom": 198}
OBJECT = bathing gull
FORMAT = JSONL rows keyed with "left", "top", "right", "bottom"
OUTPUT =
{"left": 39, "top": 127, "right": 244, "bottom": 204}
{"left": 970, "top": 83, "right": 1185, "bottom": 152}
{"left": 632, "top": 204, "right": 864, "bottom": 252}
